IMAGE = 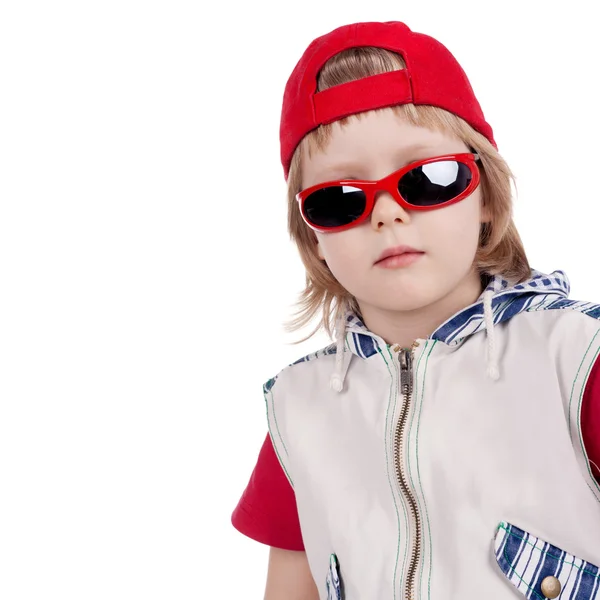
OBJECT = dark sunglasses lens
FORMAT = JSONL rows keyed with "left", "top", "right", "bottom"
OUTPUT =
{"left": 303, "top": 185, "right": 367, "bottom": 228}
{"left": 398, "top": 160, "right": 472, "bottom": 206}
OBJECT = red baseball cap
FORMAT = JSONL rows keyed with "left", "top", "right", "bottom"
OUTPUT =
{"left": 280, "top": 21, "right": 496, "bottom": 180}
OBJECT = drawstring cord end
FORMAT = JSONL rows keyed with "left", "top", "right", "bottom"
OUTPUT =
{"left": 486, "top": 363, "right": 500, "bottom": 381}
{"left": 330, "top": 373, "right": 344, "bottom": 392}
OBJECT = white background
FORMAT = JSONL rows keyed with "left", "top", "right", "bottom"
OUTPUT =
{"left": 0, "top": 0, "right": 597, "bottom": 598}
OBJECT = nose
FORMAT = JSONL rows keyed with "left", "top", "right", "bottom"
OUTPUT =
{"left": 370, "top": 190, "right": 411, "bottom": 230}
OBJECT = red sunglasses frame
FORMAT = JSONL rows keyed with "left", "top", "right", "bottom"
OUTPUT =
{"left": 296, "top": 152, "right": 481, "bottom": 233}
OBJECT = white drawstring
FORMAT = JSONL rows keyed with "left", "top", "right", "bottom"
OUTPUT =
{"left": 483, "top": 289, "right": 500, "bottom": 381}
{"left": 331, "top": 291, "right": 500, "bottom": 389}
{"left": 330, "top": 310, "right": 349, "bottom": 392}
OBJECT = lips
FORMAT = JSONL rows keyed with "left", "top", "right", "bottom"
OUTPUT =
{"left": 375, "top": 245, "right": 424, "bottom": 264}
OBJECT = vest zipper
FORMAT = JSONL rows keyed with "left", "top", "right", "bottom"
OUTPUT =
{"left": 393, "top": 341, "right": 421, "bottom": 600}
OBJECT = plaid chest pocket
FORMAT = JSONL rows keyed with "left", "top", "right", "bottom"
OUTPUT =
{"left": 326, "top": 554, "right": 343, "bottom": 600}
{"left": 494, "top": 521, "right": 600, "bottom": 599}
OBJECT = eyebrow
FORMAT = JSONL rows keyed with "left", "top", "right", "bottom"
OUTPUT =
{"left": 395, "top": 143, "right": 438, "bottom": 161}
{"left": 312, "top": 143, "right": 439, "bottom": 182}
{"left": 311, "top": 162, "right": 364, "bottom": 182}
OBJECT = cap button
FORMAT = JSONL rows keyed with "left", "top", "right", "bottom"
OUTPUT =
{"left": 541, "top": 576, "right": 562, "bottom": 599}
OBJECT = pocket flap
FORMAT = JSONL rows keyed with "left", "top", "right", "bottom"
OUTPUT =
{"left": 494, "top": 521, "right": 600, "bottom": 599}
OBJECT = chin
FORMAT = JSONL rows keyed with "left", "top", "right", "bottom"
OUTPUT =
{"left": 360, "top": 293, "right": 435, "bottom": 313}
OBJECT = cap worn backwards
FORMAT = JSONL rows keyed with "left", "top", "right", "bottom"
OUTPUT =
{"left": 279, "top": 21, "right": 497, "bottom": 180}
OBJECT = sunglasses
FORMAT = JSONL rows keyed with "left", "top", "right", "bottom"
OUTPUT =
{"left": 296, "top": 153, "right": 481, "bottom": 233}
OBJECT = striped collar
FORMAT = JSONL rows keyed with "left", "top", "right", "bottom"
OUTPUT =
{"left": 343, "top": 269, "right": 570, "bottom": 358}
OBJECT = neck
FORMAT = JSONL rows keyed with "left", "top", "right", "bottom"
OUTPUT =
{"left": 357, "top": 268, "right": 485, "bottom": 348}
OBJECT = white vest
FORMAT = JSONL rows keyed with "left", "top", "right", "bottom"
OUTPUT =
{"left": 265, "top": 270, "right": 600, "bottom": 599}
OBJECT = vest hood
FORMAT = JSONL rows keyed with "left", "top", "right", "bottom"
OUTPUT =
{"left": 329, "top": 269, "right": 572, "bottom": 392}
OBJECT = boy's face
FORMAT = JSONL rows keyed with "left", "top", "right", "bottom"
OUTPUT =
{"left": 300, "top": 108, "right": 489, "bottom": 316}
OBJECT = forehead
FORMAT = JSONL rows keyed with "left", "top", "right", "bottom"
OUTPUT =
{"left": 301, "top": 108, "right": 467, "bottom": 184}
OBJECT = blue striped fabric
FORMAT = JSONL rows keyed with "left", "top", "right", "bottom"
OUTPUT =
{"left": 263, "top": 376, "right": 278, "bottom": 393}
{"left": 290, "top": 342, "right": 337, "bottom": 365}
{"left": 494, "top": 521, "right": 600, "bottom": 599}
{"left": 527, "top": 297, "right": 600, "bottom": 321}
{"left": 431, "top": 269, "right": 571, "bottom": 345}
{"left": 344, "top": 313, "right": 383, "bottom": 358}
{"left": 348, "top": 331, "right": 379, "bottom": 358}
{"left": 281, "top": 268, "right": 600, "bottom": 369}
{"left": 325, "top": 553, "right": 343, "bottom": 600}
{"left": 341, "top": 269, "right": 575, "bottom": 351}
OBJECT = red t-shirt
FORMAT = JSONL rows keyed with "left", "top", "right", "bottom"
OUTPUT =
{"left": 232, "top": 359, "right": 600, "bottom": 551}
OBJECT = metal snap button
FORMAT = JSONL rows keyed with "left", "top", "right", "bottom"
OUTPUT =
{"left": 541, "top": 575, "right": 561, "bottom": 599}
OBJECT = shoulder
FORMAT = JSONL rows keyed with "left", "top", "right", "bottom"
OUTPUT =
{"left": 263, "top": 341, "right": 338, "bottom": 394}
{"left": 512, "top": 296, "right": 600, "bottom": 358}
{"left": 289, "top": 342, "right": 338, "bottom": 366}
{"left": 524, "top": 296, "right": 600, "bottom": 322}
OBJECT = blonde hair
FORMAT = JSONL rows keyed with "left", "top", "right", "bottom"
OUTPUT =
{"left": 285, "top": 47, "right": 531, "bottom": 341}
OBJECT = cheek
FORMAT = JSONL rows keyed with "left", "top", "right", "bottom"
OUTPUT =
{"left": 423, "top": 194, "right": 482, "bottom": 252}
{"left": 316, "top": 230, "right": 365, "bottom": 273}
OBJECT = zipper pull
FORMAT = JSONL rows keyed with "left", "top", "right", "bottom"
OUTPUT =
{"left": 399, "top": 348, "right": 413, "bottom": 396}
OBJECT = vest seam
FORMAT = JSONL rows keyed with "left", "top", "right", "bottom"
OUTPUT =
{"left": 264, "top": 385, "right": 293, "bottom": 487}
{"left": 570, "top": 328, "right": 600, "bottom": 501}
{"left": 568, "top": 328, "right": 600, "bottom": 440}
{"left": 379, "top": 345, "right": 408, "bottom": 600}
{"left": 413, "top": 340, "right": 437, "bottom": 600}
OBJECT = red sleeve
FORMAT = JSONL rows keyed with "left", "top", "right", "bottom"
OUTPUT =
{"left": 231, "top": 432, "right": 305, "bottom": 551}
{"left": 231, "top": 371, "right": 600, "bottom": 549}
{"left": 582, "top": 356, "right": 600, "bottom": 483}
